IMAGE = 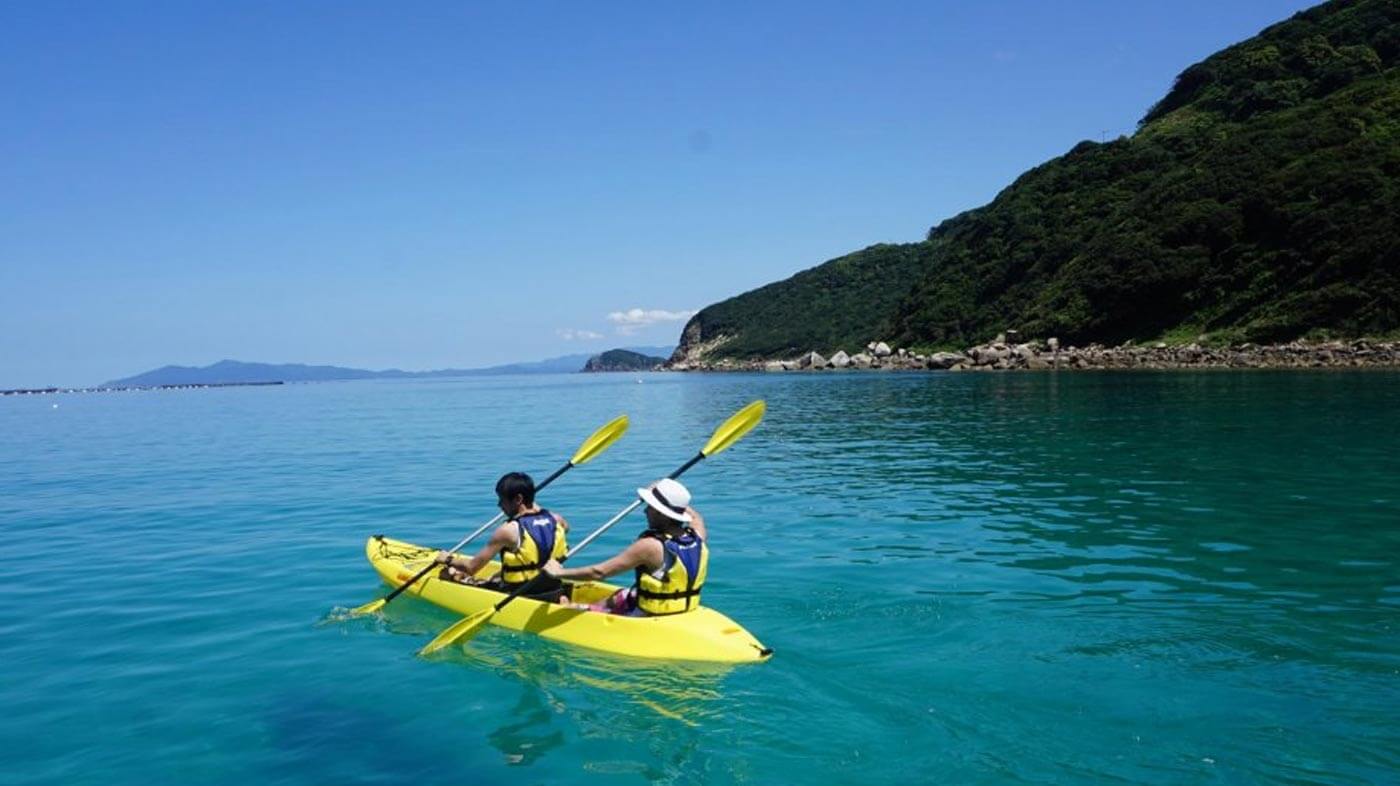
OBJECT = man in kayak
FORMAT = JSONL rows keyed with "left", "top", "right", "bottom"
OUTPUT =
{"left": 541, "top": 478, "right": 708, "bottom": 615}
{"left": 433, "top": 472, "right": 571, "bottom": 600}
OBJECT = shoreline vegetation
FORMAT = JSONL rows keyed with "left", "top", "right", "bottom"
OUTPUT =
{"left": 664, "top": 336, "right": 1400, "bottom": 373}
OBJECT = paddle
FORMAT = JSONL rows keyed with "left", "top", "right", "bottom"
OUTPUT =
{"left": 348, "top": 414, "right": 629, "bottom": 616}
{"left": 418, "top": 399, "right": 765, "bottom": 655}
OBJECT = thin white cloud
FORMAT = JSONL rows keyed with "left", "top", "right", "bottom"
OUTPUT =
{"left": 557, "top": 328, "right": 603, "bottom": 341}
{"left": 606, "top": 308, "right": 696, "bottom": 335}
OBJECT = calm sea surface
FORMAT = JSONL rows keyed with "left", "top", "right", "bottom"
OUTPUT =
{"left": 2, "top": 371, "right": 1398, "bottom": 785}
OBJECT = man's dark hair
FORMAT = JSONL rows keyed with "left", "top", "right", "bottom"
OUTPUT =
{"left": 495, "top": 472, "right": 536, "bottom": 505}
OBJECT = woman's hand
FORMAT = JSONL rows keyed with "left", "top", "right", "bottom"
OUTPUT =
{"left": 542, "top": 558, "right": 565, "bottom": 578}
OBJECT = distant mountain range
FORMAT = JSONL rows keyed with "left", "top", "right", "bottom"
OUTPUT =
{"left": 104, "top": 347, "right": 674, "bottom": 387}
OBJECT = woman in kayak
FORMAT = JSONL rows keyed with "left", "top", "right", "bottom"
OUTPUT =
{"left": 542, "top": 478, "right": 708, "bottom": 616}
{"left": 433, "top": 472, "right": 571, "bottom": 601}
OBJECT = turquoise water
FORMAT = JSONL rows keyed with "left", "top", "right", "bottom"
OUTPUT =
{"left": 3, "top": 372, "right": 1398, "bottom": 785}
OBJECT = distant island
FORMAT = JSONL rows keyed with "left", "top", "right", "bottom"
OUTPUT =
{"left": 582, "top": 349, "right": 668, "bottom": 372}
{"left": 669, "top": 0, "right": 1400, "bottom": 370}
{"left": 104, "top": 347, "right": 674, "bottom": 387}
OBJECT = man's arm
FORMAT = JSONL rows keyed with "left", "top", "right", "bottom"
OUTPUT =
{"left": 436, "top": 524, "right": 515, "bottom": 576}
{"left": 687, "top": 507, "right": 706, "bottom": 541}
{"left": 542, "top": 539, "right": 657, "bottom": 582}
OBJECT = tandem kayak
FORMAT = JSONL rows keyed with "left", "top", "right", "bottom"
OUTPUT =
{"left": 366, "top": 536, "right": 773, "bottom": 664}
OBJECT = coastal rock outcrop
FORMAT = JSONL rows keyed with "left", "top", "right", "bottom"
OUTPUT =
{"left": 668, "top": 321, "right": 733, "bottom": 368}
{"left": 662, "top": 336, "right": 1400, "bottom": 373}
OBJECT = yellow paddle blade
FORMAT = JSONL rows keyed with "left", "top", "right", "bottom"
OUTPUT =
{"left": 349, "top": 597, "right": 386, "bottom": 617}
{"left": 570, "top": 414, "right": 629, "bottom": 466}
{"left": 701, "top": 400, "right": 766, "bottom": 457}
{"left": 417, "top": 608, "right": 495, "bottom": 656}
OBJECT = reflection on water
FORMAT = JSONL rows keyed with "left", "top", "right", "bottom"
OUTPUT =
{"left": 434, "top": 636, "right": 737, "bottom": 779}
{"left": 446, "top": 639, "right": 732, "bottom": 726}
{"left": 487, "top": 689, "right": 566, "bottom": 766}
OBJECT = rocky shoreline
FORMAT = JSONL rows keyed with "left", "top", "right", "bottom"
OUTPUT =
{"left": 665, "top": 336, "right": 1400, "bottom": 372}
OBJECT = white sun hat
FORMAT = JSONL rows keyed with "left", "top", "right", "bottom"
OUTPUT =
{"left": 637, "top": 478, "right": 692, "bottom": 522}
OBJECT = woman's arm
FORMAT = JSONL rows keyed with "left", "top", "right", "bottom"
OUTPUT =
{"left": 543, "top": 539, "right": 656, "bottom": 582}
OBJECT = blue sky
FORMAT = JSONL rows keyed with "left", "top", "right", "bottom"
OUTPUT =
{"left": 1, "top": 0, "right": 1317, "bottom": 387}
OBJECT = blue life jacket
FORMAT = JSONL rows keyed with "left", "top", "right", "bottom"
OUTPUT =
{"left": 634, "top": 527, "right": 707, "bottom": 615}
{"left": 499, "top": 509, "right": 566, "bottom": 586}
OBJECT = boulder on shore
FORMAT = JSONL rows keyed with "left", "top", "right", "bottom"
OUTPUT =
{"left": 872, "top": 341, "right": 893, "bottom": 357}
{"left": 970, "top": 345, "right": 1008, "bottom": 366}
{"left": 798, "top": 351, "right": 828, "bottom": 369}
{"left": 830, "top": 350, "right": 851, "bottom": 368}
{"left": 926, "top": 351, "right": 966, "bottom": 370}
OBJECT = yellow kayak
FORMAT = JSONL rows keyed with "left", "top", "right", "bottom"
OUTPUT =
{"left": 366, "top": 536, "right": 773, "bottom": 664}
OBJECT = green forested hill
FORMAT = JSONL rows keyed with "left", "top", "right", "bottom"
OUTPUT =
{"left": 678, "top": 0, "right": 1400, "bottom": 359}
{"left": 675, "top": 243, "right": 931, "bottom": 358}
{"left": 582, "top": 349, "right": 668, "bottom": 372}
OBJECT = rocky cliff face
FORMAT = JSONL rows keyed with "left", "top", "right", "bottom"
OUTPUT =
{"left": 668, "top": 320, "right": 738, "bottom": 369}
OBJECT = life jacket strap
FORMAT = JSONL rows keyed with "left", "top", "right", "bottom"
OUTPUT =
{"left": 635, "top": 586, "right": 703, "bottom": 600}
{"left": 500, "top": 560, "right": 547, "bottom": 575}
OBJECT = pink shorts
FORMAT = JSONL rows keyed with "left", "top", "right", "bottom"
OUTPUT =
{"left": 593, "top": 587, "right": 644, "bottom": 616}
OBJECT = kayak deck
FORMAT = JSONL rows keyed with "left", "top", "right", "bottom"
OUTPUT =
{"left": 366, "top": 536, "right": 772, "bottom": 664}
